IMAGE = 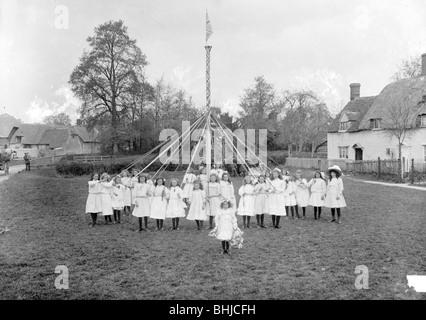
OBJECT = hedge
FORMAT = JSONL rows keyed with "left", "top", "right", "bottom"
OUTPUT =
{"left": 56, "top": 158, "right": 189, "bottom": 176}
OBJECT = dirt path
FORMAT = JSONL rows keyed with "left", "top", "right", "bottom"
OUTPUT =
{"left": 0, "top": 165, "right": 26, "bottom": 184}
{"left": 345, "top": 176, "right": 426, "bottom": 191}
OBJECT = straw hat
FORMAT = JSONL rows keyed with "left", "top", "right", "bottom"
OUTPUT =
{"left": 272, "top": 167, "right": 282, "bottom": 173}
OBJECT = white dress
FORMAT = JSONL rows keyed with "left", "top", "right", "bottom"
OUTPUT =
{"left": 199, "top": 174, "right": 208, "bottom": 190}
{"left": 111, "top": 184, "right": 124, "bottom": 210}
{"left": 294, "top": 178, "right": 310, "bottom": 207}
{"left": 100, "top": 181, "right": 113, "bottom": 216}
{"left": 237, "top": 184, "right": 256, "bottom": 216}
{"left": 121, "top": 177, "right": 132, "bottom": 207}
{"left": 308, "top": 178, "right": 327, "bottom": 207}
{"left": 214, "top": 208, "right": 238, "bottom": 241}
{"left": 166, "top": 186, "right": 187, "bottom": 218}
{"left": 187, "top": 189, "right": 207, "bottom": 221}
{"left": 131, "top": 177, "right": 139, "bottom": 205}
{"left": 206, "top": 182, "right": 221, "bottom": 217}
{"left": 132, "top": 183, "right": 152, "bottom": 218}
{"left": 219, "top": 181, "right": 236, "bottom": 208}
{"left": 182, "top": 173, "right": 197, "bottom": 199}
{"left": 268, "top": 179, "right": 286, "bottom": 216}
{"left": 85, "top": 180, "right": 102, "bottom": 213}
{"left": 150, "top": 185, "right": 168, "bottom": 219}
{"left": 283, "top": 180, "right": 297, "bottom": 206}
{"left": 254, "top": 182, "right": 270, "bottom": 215}
{"left": 324, "top": 178, "right": 347, "bottom": 208}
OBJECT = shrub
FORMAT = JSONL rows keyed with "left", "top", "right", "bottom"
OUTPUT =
{"left": 55, "top": 157, "right": 190, "bottom": 176}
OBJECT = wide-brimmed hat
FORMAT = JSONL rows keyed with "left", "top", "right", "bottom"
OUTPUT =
{"left": 272, "top": 167, "right": 282, "bottom": 173}
{"left": 328, "top": 165, "right": 342, "bottom": 172}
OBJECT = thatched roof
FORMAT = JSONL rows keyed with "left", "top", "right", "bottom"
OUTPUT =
{"left": 39, "top": 128, "right": 70, "bottom": 149}
{"left": 358, "top": 76, "right": 426, "bottom": 130}
{"left": 70, "top": 126, "right": 99, "bottom": 143}
{"left": 10, "top": 124, "right": 53, "bottom": 145}
{"left": 329, "top": 96, "right": 376, "bottom": 133}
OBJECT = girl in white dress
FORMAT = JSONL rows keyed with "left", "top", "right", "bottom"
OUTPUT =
{"left": 294, "top": 170, "right": 310, "bottom": 219}
{"left": 219, "top": 173, "right": 236, "bottom": 208}
{"left": 166, "top": 178, "right": 186, "bottom": 230}
{"left": 132, "top": 175, "right": 152, "bottom": 231}
{"left": 111, "top": 176, "right": 125, "bottom": 224}
{"left": 283, "top": 176, "right": 298, "bottom": 219}
{"left": 120, "top": 170, "right": 132, "bottom": 215}
{"left": 324, "top": 166, "right": 347, "bottom": 224}
{"left": 199, "top": 167, "right": 208, "bottom": 190}
{"left": 100, "top": 173, "right": 114, "bottom": 224}
{"left": 186, "top": 180, "right": 207, "bottom": 230}
{"left": 85, "top": 173, "right": 102, "bottom": 227}
{"left": 150, "top": 178, "right": 168, "bottom": 230}
{"left": 268, "top": 169, "right": 286, "bottom": 228}
{"left": 182, "top": 168, "right": 197, "bottom": 205}
{"left": 237, "top": 175, "right": 256, "bottom": 228}
{"left": 130, "top": 169, "right": 140, "bottom": 210}
{"left": 308, "top": 172, "right": 327, "bottom": 220}
{"left": 206, "top": 174, "right": 221, "bottom": 229}
{"left": 209, "top": 200, "right": 240, "bottom": 255}
{"left": 254, "top": 175, "right": 270, "bottom": 228}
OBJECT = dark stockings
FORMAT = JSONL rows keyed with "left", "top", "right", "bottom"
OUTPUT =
{"left": 331, "top": 208, "right": 341, "bottom": 222}
{"left": 275, "top": 216, "right": 281, "bottom": 228}
{"left": 221, "top": 241, "right": 230, "bottom": 254}
{"left": 171, "top": 218, "right": 181, "bottom": 230}
{"left": 113, "top": 210, "right": 121, "bottom": 223}
{"left": 90, "top": 213, "right": 98, "bottom": 225}
{"left": 314, "top": 207, "right": 322, "bottom": 219}
{"left": 156, "top": 219, "right": 164, "bottom": 230}
{"left": 271, "top": 215, "right": 276, "bottom": 226}
{"left": 104, "top": 216, "right": 112, "bottom": 223}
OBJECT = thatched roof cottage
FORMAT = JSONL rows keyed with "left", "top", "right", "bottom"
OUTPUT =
{"left": 328, "top": 53, "right": 426, "bottom": 166}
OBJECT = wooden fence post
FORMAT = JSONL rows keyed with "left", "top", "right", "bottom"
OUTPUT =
{"left": 378, "top": 157, "right": 381, "bottom": 178}
{"left": 411, "top": 158, "right": 414, "bottom": 184}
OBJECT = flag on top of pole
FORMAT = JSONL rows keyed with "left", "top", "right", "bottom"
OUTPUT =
{"left": 206, "top": 10, "right": 213, "bottom": 42}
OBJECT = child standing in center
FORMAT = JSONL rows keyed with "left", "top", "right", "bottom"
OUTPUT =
{"left": 111, "top": 176, "right": 125, "bottom": 224}
{"left": 268, "top": 169, "right": 286, "bottom": 228}
{"left": 283, "top": 176, "right": 298, "bottom": 219}
{"left": 254, "top": 175, "right": 270, "bottom": 228}
{"left": 166, "top": 178, "right": 186, "bottom": 230}
{"left": 150, "top": 178, "right": 168, "bottom": 230}
{"left": 206, "top": 174, "right": 221, "bottom": 229}
{"left": 308, "top": 172, "right": 327, "bottom": 220}
{"left": 132, "top": 175, "right": 152, "bottom": 231}
{"left": 186, "top": 180, "right": 207, "bottom": 230}
{"left": 100, "top": 173, "right": 114, "bottom": 224}
{"left": 219, "top": 173, "right": 236, "bottom": 208}
{"left": 237, "top": 175, "right": 256, "bottom": 228}
{"left": 294, "top": 170, "right": 310, "bottom": 219}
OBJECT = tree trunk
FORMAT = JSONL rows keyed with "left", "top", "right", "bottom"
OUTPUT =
{"left": 287, "top": 143, "right": 292, "bottom": 157}
{"left": 311, "top": 142, "right": 316, "bottom": 158}
{"left": 398, "top": 142, "right": 403, "bottom": 182}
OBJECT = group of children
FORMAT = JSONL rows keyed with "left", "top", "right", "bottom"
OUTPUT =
{"left": 85, "top": 164, "right": 347, "bottom": 254}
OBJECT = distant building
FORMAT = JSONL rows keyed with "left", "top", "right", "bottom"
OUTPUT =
{"left": 327, "top": 53, "right": 426, "bottom": 165}
{"left": 7, "top": 123, "right": 101, "bottom": 158}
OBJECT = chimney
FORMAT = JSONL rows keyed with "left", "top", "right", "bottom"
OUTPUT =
{"left": 422, "top": 53, "right": 426, "bottom": 77}
{"left": 350, "top": 83, "right": 361, "bottom": 101}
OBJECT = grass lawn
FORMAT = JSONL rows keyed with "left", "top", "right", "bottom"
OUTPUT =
{"left": 0, "top": 168, "right": 425, "bottom": 299}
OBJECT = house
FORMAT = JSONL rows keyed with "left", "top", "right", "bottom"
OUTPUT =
{"left": 0, "top": 114, "right": 21, "bottom": 152}
{"left": 327, "top": 53, "right": 426, "bottom": 166}
{"left": 8, "top": 123, "right": 101, "bottom": 158}
{"left": 39, "top": 126, "right": 101, "bottom": 155}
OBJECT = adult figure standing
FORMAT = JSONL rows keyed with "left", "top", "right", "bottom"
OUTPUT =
{"left": 24, "top": 153, "right": 31, "bottom": 171}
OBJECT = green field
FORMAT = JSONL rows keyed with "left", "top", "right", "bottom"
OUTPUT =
{"left": 0, "top": 169, "right": 424, "bottom": 299}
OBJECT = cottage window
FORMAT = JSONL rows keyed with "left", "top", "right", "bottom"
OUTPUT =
{"left": 338, "top": 146, "right": 349, "bottom": 159}
{"left": 370, "top": 118, "right": 381, "bottom": 129}
{"left": 339, "top": 121, "right": 353, "bottom": 131}
{"left": 421, "top": 115, "right": 426, "bottom": 127}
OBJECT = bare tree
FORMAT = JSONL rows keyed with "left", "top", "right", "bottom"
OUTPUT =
{"left": 390, "top": 56, "right": 422, "bottom": 82}
{"left": 382, "top": 93, "right": 416, "bottom": 181}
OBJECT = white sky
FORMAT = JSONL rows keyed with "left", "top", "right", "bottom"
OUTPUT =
{"left": 1, "top": 0, "right": 426, "bottom": 123}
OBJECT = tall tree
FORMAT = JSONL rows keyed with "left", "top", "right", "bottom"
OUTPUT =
{"left": 69, "top": 20, "right": 148, "bottom": 154}
{"left": 43, "top": 112, "right": 72, "bottom": 126}
{"left": 390, "top": 55, "right": 422, "bottom": 82}
{"left": 278, "top": 90, "right": 321, "bottom": 156}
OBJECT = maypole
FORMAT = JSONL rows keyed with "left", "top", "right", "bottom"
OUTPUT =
{"left": 205, "top": 44, "right": 212, "bottom": 181}
{"left": 205, "top": 10, "right": 213, "bottom": 196}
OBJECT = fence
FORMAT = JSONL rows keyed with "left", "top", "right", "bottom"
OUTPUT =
{"left": 285, "top": 158, "right": 350, "bottom": 171}
{"left": 73, "top": 155, "right": 112, "bottom": 163}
